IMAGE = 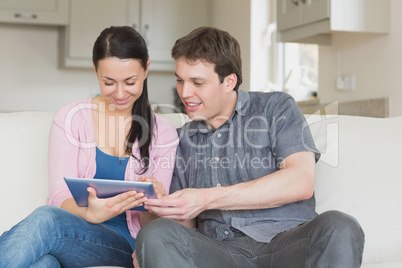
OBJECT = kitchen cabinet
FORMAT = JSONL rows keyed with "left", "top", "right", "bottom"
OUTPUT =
{"left": 0, "top": 0, "right": 68, "bottom": 25}
{"left": 276, "top": 0, "right": 390, "bottom": 45}
{"left": 61, "top": 0, "right": 209, "bottom": 71}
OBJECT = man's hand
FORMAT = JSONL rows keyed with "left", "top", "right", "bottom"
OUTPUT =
{"left": 144, "top": 188, "right": 208, "bottom": 221}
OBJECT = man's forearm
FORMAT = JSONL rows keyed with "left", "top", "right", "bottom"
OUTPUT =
{"left": 204, "top": 151, "right": 316, "bottom": 211}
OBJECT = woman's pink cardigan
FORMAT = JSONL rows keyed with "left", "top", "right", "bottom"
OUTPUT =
{"left": 46, "top": 98, "right": 179, "bottom": 238}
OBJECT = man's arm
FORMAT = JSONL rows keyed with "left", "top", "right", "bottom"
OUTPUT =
{"left": 144, "top": 151, "right": 316, "bottom": 221}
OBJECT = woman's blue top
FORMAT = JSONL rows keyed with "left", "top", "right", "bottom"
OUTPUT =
{"left": 94, "top": 147, "right": 136, "bottom": 250}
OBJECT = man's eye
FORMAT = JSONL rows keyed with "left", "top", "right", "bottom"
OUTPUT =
{"left": 194, "top": 82, "right": 203, "bottom": 86}
{"left": 176, "top": 79, "right": 184, "bottom": 84}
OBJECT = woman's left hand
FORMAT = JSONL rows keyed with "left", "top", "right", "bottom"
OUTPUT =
{"left": 137, "top": 175, "right": 167, "bottom": 198}
{"left": 137, "top": 175, "right": 166, "bottom": 226}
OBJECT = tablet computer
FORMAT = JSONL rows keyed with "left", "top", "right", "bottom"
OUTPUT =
{"left": 64, "top": 177, "right": 157, "bottom": 211}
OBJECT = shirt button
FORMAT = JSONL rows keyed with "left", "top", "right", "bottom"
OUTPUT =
{"left": 215, "top": 157, "right": 220, "bottom": 161}
{"left": 224, "top": 231, "right": 229, "bottom": 235}
{"left": 217, "top": 133, "right": 222, "bottom": 138}
{"left": 216, "top": 183, "right": 221, "bottom": 187}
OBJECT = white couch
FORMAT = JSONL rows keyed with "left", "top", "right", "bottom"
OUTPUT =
{"left": 1, "top": 111, "right": 401, "bottom": 267}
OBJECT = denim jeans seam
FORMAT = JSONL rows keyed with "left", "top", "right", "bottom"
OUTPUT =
{"left": 51, "top": 235, "right": 132, "bottom": 256}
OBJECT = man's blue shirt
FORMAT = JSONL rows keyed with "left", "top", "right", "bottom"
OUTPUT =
{"left": 170, "top": 90, "right": 321, "bottom": 243}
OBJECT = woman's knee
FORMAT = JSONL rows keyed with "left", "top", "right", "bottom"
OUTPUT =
{"left": 29, "top": 206, "right": 67, "bottom": 226}
{"left": 0, "top": 206, "right": 67, "bottom": 250}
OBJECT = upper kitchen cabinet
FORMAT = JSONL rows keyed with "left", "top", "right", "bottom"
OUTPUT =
{"left": 0, "top": 0, "right": 68, "bottom": 25}
{"left": 61, "top": 0, "right": 209, "bottom": 71}
{"left": 277, "top": 0, "right": 390, "bottom": 45}
{"left": 141, "top": 0, "right": 209, "bottom": 71}
{"left": 61, "top": 0, "right": 140, "bottom": 68}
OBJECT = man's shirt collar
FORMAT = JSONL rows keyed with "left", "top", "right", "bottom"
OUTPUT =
{"left": 184, "top": 90, "right": 250, "bottom": 137}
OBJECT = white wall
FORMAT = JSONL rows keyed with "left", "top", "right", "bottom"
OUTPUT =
{"left": 250, "top": 0, "right": 270, "bottom": 92}
{"left": 318, "top": 0, "right": 402, "bottom": 117}
{"left": 5, "top": 0, "right": 399, "bottom": 115}
{"left": 210, "top": 0, "right": 271, "bottom": 92}
{"left": 210, "top": 0, "right": 251, "bottom": 91}
{"left": 0, "top": 24, "right": 176, "bottom": 112}
{"left": 1, "top": 1, "right": 272, "bottom": 113}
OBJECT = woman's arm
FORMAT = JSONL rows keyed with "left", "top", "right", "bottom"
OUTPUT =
{"left": 48, "top": 101, "right": 147, "bottom": 223}
{"left": 47, "top": 103, "right": 84, "bottom": 208}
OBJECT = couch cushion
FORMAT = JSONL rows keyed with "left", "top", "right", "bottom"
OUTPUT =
{"left": 307, "top": 114, "right": 402, "bottom": 264}
{"left": 362, "top": 263, "right": 402, "bottom": 268}
{"left": 0, "top": 112, "right": 55, "bottom": 234}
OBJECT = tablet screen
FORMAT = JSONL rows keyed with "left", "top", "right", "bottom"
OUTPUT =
{"left": 64, "top": 177, "right": 157, "bottom": 211}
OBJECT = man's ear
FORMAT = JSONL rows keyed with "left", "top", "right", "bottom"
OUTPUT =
{"left": 224, "top": 73, "right": 237, "bottom": 92}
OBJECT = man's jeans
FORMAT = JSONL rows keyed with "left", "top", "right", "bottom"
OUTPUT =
{"left": 0, "top": 206, "right": 134, "bottom": 268}
{"left": 136, "top": 210, "right": 365, "bottom": 268}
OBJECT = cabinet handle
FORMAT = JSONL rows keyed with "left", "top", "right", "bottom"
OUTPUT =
{"left": 291, "top": 0, "right": 299, "bottom": 6}
{"left": 15, "top": 13, "right": 37, "bottom": 19}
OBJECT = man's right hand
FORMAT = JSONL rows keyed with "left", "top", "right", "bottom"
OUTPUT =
{"left": 144, "top": 188, "right": 209, "bottom": 222}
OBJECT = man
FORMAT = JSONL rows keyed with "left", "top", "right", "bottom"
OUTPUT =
{"left": 135, "top": 27, "right": 364, "bottom": 267}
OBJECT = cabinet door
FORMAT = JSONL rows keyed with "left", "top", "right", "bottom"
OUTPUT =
{"left": 277, "top": 0, "right": 301, "bottom": 31}
{"left": 64, "top": 0, "right": 139, "bottom": 67}
{"left": 300, "top": 0, "right": 330, "bottom": 25}
{"left": 141, "top": 0, "right": 208, "bottom": 70}
{"left": 0, "top": 0, "right": 68, "bottom": 25}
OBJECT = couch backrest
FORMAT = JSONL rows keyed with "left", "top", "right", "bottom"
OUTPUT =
{"left": 308, "top": 114, "right": 402, "bottom": 264}
{"left": 0, "top": 111, "right": 55, "bottom": 233}
{"left": 2, "top": 111, "right": 402, "bottom": 264}
{"left": 0, "top": 112, "right": 189, "bottom": 234}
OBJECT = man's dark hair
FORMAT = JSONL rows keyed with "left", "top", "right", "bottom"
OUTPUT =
{"left": 171, "top": 27, "right": 243, "bottom": 91}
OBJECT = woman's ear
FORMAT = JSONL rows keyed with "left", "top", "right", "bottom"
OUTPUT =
{"left": 93, "top": 62, "right": 97, "bottom": 73}
{"left": 145, "top": 60, "right": 150, "bottom": 77}
{"left": 224, "top": 73, "right": 237, "bottom": 93}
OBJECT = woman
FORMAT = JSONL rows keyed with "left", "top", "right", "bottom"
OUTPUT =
{"left": 0, "top": 26, "right": 178, "bottom": 267}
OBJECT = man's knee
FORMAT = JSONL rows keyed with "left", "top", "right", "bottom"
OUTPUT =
{"left": 315, "top": 210, "right": 365, "bottom": 246}
{"left": 136, "top": 218, "right": 191, "bottom": 266}
{"left": 136, "top": 218, "right": 184, "bottom": 247}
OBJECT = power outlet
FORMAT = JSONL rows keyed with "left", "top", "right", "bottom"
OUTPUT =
{"left": 336, "top": 74, "right": 355, "bottom": 91}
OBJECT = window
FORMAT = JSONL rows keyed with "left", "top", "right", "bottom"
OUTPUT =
{"left": 265, "top": 0, "right": 319, "bottom": 103}
{"left": 282, "top": 43, "right": 318, "bottom": 102}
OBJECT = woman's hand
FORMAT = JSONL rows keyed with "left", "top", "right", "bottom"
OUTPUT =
{"left": 137, "top": 175, "right": 167, "bottom": 198}
{"left": 137, "top": 175, "right": 166, "bottom": 226}
{"left": 82, "top": 187, "right": 147, "bottom": 224}
{"left": 133, "top": 250, "right": 140, "bottom": 268}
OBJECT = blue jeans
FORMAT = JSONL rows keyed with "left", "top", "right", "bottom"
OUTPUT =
{"left": 0, "top": 206, "right": 134, "bottom": 268}
{"left": 136, "top": 210, "right": 364, "bottom": 268}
